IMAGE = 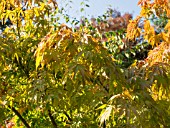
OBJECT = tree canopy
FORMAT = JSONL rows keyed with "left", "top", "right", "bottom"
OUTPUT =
{"left": 0, "top": 0, "right": 169, "bottom": 127}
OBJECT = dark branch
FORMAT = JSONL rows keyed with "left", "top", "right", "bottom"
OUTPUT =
{"left": 48, "top": 110, "right": 58, "bottom": 128}
{"left": 8, "top": 105, "right": 31, "bottom": 128}
{"left": 63, "top": 111, "right": 73, "bottom": 121}
{"left": 103, "top": 120, "right": 106, "bottom": 128}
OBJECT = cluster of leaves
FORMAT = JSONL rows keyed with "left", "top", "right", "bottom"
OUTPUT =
{"left": 0, "top": 0, "right": 169, "bottom": 128}
{"left": 77, "top": 9, "right": 151, "bottom": 68}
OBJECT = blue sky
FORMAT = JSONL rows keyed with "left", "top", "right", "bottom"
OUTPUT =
{"left": 57, "top": 0, "right": 141, "bottom": 19}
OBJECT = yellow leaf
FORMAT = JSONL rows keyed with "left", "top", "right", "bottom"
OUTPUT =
{"left": 166, "top": 9, "right": 170, "bottom": 18}
{"left": 36, "top": 52, "right": 43, "bottom": 70}
{"left": 144, "top": 20, "right": 155, "bottom": 46}
{"left": 130, "top": 60, "right": 137, "bottom": 67}
{"left": 165, "top": 20, "right": 170, "bottom": 30}
{"left": 96, "top": 104, "right": 107, "bottom": 110}
{"left": 140, "top": 7, "right": 148, "bottom": 17}
{"left": 14, "top": 53, "right": 19, "bottom": 62}
{"left": 159, "top": 32, "right": 167, "bottom": 42}
{"left": 148, "top": 36, "right": 155, "bottom": 46}
{"left": 123, "top": 90, "right": 132, "bottom": 99}
{"left": 40, "top": 2, "right": 45, "bottom": 10}
{"left": 34, "top": 8, "right": 40, "bottom": 17}
{"left": 135, "top": 27, "right": 141, "bottom": 38}
{"left": 144, "top": 20, "right": 151, "bottom": 31}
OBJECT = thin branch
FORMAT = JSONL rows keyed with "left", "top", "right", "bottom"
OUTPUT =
{"left": 48, "top": 110, "right": 58, "bottom": 128}
{"left": 103, "top": 120, "right": 106, "bottom": 128}
{"left": 8, "top": 105, "right": 31, "bottom": 128}
{"left": 63, "top": 111, "right": 72, "bottom": 121}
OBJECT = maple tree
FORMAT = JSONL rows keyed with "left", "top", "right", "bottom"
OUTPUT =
{"left": 0, "top": 0, "right": 169, "bottom": 127}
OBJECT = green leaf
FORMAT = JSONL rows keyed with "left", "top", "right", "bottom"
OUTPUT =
{"left": 80, "top": 8, "right": 84, "bottom": 12}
